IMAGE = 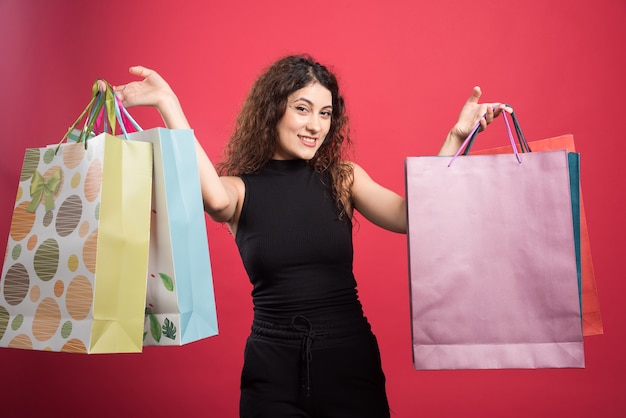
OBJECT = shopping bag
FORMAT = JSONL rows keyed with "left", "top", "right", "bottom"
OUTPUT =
{"left": 87, "top": 81, "right": 218, "bottom": 345}
{"left": 133, "top": 128, "right": 218, "bottom": 346}
{"left": 0, "top": 132, "right": 153, "bottom": 353}
{"left": 405, "top": 112, "right": 584, "bottom": 369}
{"left": 471, "top": 135, "right": 602, "bottom": 336}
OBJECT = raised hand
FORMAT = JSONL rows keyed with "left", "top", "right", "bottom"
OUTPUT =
{"left": 439, "top": 86, "right": 512, "bottom": 156}
{"left": 111, "top": 66, "right": 176, "bottom": 110}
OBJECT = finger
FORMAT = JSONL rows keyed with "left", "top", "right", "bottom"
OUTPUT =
{"left": 97, "top": 79, "right": 107, "bottom": 93}
{"left": 113, "top": 84, "right": 127, "bottom": 98}
{"left": 467, "top": 86, "right": 482, "bottom": 105}
{"left": 492, "top": 104, "right": 513, "bottom": 118}
{"left": 485, "top": 105, "right": 495, "bottom": 123}
{"left": 479, "top": 116, "right": 488, "bottom": 131}
{"left": 129, "top": 65, "right": 154, "bottom": 78}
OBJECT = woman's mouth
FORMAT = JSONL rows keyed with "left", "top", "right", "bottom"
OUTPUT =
{"left": 299, "top": 135, "right": 317, "bottom": 147}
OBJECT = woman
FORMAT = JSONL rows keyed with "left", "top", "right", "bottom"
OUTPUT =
{"left": 113, "top": 55, "right": 508, "bottom": 417}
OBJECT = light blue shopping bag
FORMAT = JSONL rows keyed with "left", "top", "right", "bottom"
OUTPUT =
{"left": 132, "top": 128, "right": 218, "bottom": 346}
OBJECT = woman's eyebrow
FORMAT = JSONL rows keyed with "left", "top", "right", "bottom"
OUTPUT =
{"left": 291, "top": 97, "right": 333, "bottom": 109}
{"left": 291, "top": 97, "right": 313, "bottom": 105}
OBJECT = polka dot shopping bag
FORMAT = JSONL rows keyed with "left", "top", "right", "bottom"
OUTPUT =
{"left": 0, "top": 83, "right": 153, "bottom": 353}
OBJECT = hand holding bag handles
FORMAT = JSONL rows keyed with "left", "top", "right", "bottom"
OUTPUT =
{"left": 448, "top": 106, "right": 528, "bottom": 166}
{"left": 60, "top": 79, "right": 141, "bottom": 147}
{"left": 92, "top": 81, "right": 141, "bottom": 137}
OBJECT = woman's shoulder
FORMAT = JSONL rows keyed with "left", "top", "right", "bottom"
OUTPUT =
{"left": 344, "top": 160, "right": 366, "bottom": 179}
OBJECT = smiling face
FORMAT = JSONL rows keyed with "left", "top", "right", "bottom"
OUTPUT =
{"left": 273, "top": 82, "right": 333, "bottom": 160}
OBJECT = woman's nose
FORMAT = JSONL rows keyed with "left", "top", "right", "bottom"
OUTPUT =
{"left": 306, "top": 115, "right": 321, "bottom": 132}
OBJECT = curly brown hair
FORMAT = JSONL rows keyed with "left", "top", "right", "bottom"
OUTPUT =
{"left": 216, "top": 54, "right": 354, "bottom": 218}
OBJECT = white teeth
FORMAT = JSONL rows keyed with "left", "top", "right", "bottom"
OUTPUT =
{"left": 300, "top": 136, "right": 316, "bottom": 143}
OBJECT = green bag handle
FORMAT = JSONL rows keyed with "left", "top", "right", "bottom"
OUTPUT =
{"left": 57, "top": 79, "right": 116, "bottom": 149}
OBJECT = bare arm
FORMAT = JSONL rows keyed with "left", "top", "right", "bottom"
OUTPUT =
{"left": 112, "top": 66, "right": 240, "bottom": 224}
{"left": 351, "top": 162, "right": 407, "bottom": 233}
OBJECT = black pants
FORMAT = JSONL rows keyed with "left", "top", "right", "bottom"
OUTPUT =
{"left": 239, "top": 316, "right": 390, "bottom": 418}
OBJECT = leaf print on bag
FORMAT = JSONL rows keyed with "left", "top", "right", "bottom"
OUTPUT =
{"left": 149, "top": 313, "right": 161, "bottom": 342}
{"left": 162, "top": 318, "right": 176, "bottom": 340}
{"left": 158, "top": 273, "right": 174, "bottom": 291}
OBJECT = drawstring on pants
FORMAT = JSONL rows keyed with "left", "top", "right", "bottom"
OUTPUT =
{"left": 250, "top": 315, "right": 368, "bottom": 398}
{"left": 291, "top": 315, "right": 326, "bottom": 397}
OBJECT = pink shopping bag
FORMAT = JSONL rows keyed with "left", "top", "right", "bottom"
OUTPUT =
{"left": 405, "top": 113, "right": 584, "bottom": 369}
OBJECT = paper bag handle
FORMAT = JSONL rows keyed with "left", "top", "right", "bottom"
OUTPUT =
{"left": 448, "top": 106, "right": 530, "bottom": 167}
{"left": 463, "top": 108, "right": 530, "bottom": 155}
{"left": 92, "top": 81, "right": 143, "bottom": 137}
{"left": 58, "top": 80, "right": 143, "bottom": 150}
{"left": 57, "top": 80, "right": 108, "bottom": 148}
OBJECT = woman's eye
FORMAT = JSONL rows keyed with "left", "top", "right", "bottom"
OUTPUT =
{"left": 320, "top": 111, "right": 332, "bottom": 119}
{"left": 295, "top": 106, "right": 309, "bottom": 113}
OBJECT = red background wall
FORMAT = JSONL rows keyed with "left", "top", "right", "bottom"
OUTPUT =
{"left": 1, "top": 0, "right": 624, "bottom": 417}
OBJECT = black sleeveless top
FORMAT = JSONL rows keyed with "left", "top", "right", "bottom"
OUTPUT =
{"left": 236, "top": 159, "right": 365, "bottom": 326}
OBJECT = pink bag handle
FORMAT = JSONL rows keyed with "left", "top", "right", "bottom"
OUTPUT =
{"left": 448, "top": 107, "right": 522, "bottom": 167}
